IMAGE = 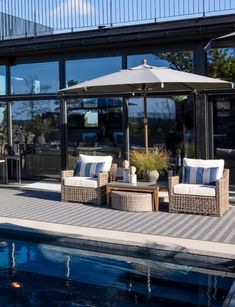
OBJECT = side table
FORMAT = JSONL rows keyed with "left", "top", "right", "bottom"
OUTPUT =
{"left": 106, "top": 181, "right": 159, "bottom": 211}
{"left": 111, "top": 191, "right": 153, "bottom": 212}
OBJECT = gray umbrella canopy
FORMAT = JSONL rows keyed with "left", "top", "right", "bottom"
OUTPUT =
{"left": 61, "top": 60, "right": 233, "bottom": 152}
{"left": 61, "top": 60, "right": 233, "bottom": 94}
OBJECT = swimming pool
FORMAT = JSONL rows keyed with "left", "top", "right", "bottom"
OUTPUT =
{"left": 0, "top": 237, "right": 234, "bottom": 306}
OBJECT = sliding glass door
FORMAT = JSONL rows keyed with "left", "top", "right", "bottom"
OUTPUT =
{"left": 212, "top": 95, "right": 235, "bottom": 186}
{"left": 12, "top": 100, "right": 60, "bottom": 180}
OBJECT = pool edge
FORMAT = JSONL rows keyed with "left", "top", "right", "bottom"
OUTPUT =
{"left": 0, "top": 216, "right": 234, "bottom": 267}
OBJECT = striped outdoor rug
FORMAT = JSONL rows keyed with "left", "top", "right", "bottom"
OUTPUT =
{"left": 0, "top": 189, "right": 234, "bottom": 244}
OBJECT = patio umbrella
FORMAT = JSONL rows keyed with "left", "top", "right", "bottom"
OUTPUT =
{"left": 61, "top": 60, "right": 233, "bottom": 153}
{"left": 205, "top": 31, "right": 235, "bottom": 51}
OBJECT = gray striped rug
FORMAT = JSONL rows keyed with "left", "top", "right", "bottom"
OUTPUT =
{"left": 0, "top": 189, "right": 234, "bottom": 244}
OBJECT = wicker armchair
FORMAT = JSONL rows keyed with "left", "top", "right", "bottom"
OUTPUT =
{"left": 61, "top": 164, "right": 117, "bottom": 205}
{"left": 168, "top": 169, "right": 229, "bottom": 216}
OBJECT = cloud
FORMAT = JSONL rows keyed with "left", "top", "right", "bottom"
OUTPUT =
{"left": 53, "top": 0, "right": 95, "bottom": 17}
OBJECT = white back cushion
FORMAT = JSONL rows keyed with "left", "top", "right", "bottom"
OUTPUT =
{"left": 183, "top": 158, "right": 224, "bottom": 180}
{"left": 79, "top": 154, "right": 112, "bottom": 172}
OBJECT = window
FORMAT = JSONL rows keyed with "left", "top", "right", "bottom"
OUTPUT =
{"left": 0, "top": 66, "right": 6, "bottom": 95}
{"left": 128, "top": 51, "right": 193, "bottom": 72}
{"left": 12, "top": 100, "right": 60, "bottom": 178}
{"left": 128, "top": 54, "right": 169, "bottom": 68}
{"left": 11, "top": 62, "right": 59, "bottom": 94}
{"left": 67, "top": 97, "right": 123, "bottom": 168}
{"left": 208, "top": 48, "right": 235, "bottom": 82}
{"left": 84, "top": 111, "right": 98, "bottom": 128}
{"left": 66, "top": 56, "right": 122, "bottom": 86}
{"left": 0, "top": 102, "right": 7, "bottom": 155}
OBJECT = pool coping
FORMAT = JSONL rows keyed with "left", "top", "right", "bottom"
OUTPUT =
{"left": 223, "top": 281, "right": 235, "bottom": 307}
{"left": 0, "top": 216, "right": 235, "bottom": 271}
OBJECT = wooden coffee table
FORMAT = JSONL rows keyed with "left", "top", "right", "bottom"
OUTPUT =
{"left": 106, "top": 181, "right": 160, "bottom": 211}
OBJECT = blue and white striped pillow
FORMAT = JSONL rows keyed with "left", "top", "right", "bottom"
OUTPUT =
{"left": 75, "top": 161, "right": 105, "bottom": 177}
{"left": 183, "top": 166, "right": 219, "bottom": 185}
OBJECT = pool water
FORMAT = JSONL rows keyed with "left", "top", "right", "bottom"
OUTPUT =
{"left": 0, "top": 237, "right": 234, "bottom": 306}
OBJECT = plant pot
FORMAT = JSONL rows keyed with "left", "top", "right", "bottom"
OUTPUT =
{"left": 144, "top": 170, "right": 159, "bottom": 183}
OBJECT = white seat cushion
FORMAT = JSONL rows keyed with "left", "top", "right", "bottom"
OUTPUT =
{"left": 79, "top": 154, "right": 112, "bottom": 172}
{"left": 183, "top": 158, "right": 224, "bottom": 180}
{"left": 173, "top": 183, "right": 216, "bottom": 197}
{"left": 64, "top": 176, "right": 98, "bottom": 188}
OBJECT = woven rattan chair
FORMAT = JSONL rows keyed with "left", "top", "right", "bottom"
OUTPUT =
{"left": 168, "top": 169, "right": 229, "bottom": 216}
{"left": 61, "top": 164, "right": 117, "bottom": 205}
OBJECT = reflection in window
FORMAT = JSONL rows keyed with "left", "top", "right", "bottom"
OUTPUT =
{"left": 212, "top": 95, "right": 235, "bottom": 185}
{"left": 67, "top": 98, "right": 123, "bottom": 168}
{"left": 128, "top": 54, "right": 169, "bottom": 68}
{"left": 12, "top": 100, "right": 60, "bottom": 179}
{"left": 213, "top": 97, "right": 235, "bottom": 150}
{"left": 129, "top": 95, "right": 195, "bottom": 159}
{"left": 208, "top": 48, "right": 235, "bottom": 82}
{"left": 84, "top": 111, "right": 98, "bottom": 128}
{"left": 128, "top": 51, "right": 193, "bottom": 72}
{"left": 0, "top": 66, "right": 6, "bottom": 95}
{"left": 129, "top": 97, "right": 176, "bottom": 148}
{"left": 66, "top": 56, "right": 122, "bottom": 86}
{"left": 0, "top": 102, "right": 7, "bottom": 155}
{"left": 11, "top": 62, "right": 59, "bottom": 94}
{"left": 182, "top": 95, "right": 195, "bottom": 158}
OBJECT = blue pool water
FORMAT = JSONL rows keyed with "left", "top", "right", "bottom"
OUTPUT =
{"left": 0, "top": 237, "right": 234, "bottom": 306}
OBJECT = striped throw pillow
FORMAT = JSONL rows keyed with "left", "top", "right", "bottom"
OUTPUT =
{"left": 75, "top": 161, "right": 105, "bottom": 177}
{"left": 183, "top": 166, "right": 219, "bottom": 185}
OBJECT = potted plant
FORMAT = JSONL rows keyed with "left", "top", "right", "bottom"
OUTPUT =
{"left": 130, "top": 148, "right": 171, "bottom": 182}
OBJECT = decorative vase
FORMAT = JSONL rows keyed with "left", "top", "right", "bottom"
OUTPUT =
{"left": 130, "top": 174, "right": 137, "bottom": 184}
{"left": 145, "top": 170, "right": 159, "bottom": 183}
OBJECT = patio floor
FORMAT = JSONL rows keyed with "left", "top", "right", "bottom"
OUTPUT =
{"left": 0, "top": 187, "right": 234, "bottom": 246}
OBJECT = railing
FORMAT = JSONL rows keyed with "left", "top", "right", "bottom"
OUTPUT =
{"left": 0, "top": 0, "right": 234, "bottom": 40}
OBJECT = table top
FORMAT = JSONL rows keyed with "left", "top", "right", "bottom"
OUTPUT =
{"left": 107, "top": 180, "right": 159, "bottom": 190}
{"left": 4, "top": 155, "right": 20, "bottom": 160}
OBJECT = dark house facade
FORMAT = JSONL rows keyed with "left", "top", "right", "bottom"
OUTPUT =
{"left": 0, "top": 1, "right": 234, "bottom": 185}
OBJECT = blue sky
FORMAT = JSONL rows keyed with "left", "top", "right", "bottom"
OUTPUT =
{"left": 0, "top": 0, "right": 234, "bottom": 31}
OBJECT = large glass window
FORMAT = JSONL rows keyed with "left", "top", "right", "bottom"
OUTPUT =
{"left": 67, "top": 98, "right": 123, "bottom": 169}
{"left": 11, "top": 62, "right": 59, "bottom": 94}
{"left": 128, "top": 54, "right": 169, "bottom": 68}
{"left": 212, "top": 95, "right": 235, "bottom": 186}
{"left": 0, "top": 102, "right": 7, "bottom": 156}
{"left": 208, "top": 48, "right": 235, "bottom": 82}
{"left": 208, "top": 48, "right": 235, "bottom": 185}
{"left": 128, "top": 52, "right": 194, "bottom": 161}
{"left": 66, "top": 56, "right": 123, "bottom": 168}
{"left": 12, "top": 100, "right": 60, "bottom": 179}
{"left": 0, "top": 66, "right": 6, "bottom": 95}
{"left": 66, "top": 56, "right": 122, "bottom": 86}
{"left": 129, "top": 95, "right": 195, "bottom": 160}
{"left": 128, "top": 51, "right": 193, "bottom": 72}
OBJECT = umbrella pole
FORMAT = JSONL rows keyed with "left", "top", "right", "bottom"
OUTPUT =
{"left": 123, "top": 97, "right": 130, "bottom": 161}
{"left": 144, "top": 95, "right": 148, "bottom": 153}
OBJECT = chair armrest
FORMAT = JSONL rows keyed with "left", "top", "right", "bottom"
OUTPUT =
{"left": 168, "top": 176, "right": 180, "bottom": 195}
{"left": 216, "top": 169, "right": 229, "bottom": 198}
{"left": 61, "top": 170, "right": 74, "bottom": 180}
{"left": 97, "top": 172, "right": 109, "bottom": 187}
{"left": 109, "top": 164, "right": 117, "bottom": 182}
